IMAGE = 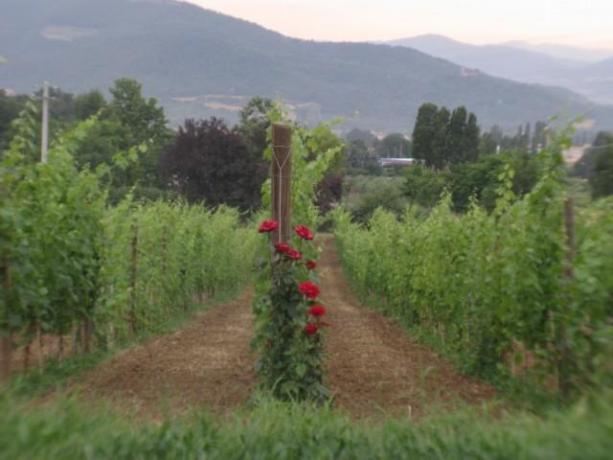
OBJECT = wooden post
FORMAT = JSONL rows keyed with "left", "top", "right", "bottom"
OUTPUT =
{"left": 271, "top": 124, "right": 292, "bottom": 243}
{"left": 558, "top": 197, "right": 576, "bottom": 398}
{"left": 1, "top": 256, "right": 13, "bottom": 382}
{"left": 564, "top": 198, "right": 575, "bottom": 279}
{"left": 129, "top": 221, "right": 139, "bottom": 336}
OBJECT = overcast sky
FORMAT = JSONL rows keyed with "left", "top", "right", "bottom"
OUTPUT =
{"left": 185, "top": 0, "right": 613, "bottom": 48}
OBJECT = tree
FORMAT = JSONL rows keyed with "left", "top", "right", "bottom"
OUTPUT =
{"left": 532, "top": 121, "right": 547, "bottom": 152}
{"left": 412, "top": 103, "right": 479, "bottom": 169}
{"left": 105, "top": 78, "right": 169, "bottom": 149}
{"left": 412, "top": 103, "right": 439, "bottom": 166}
{"left": 463, "top": 112, "right": 480, "bottom": 162}
{"left": 430, "top": 106, "right": 450, "bottom": 169}
{"left": 573, "top": 131, "right": 613, "bottom": 180}
{"left": 589, "top": 143, "right": 613, "bottom": 198}
{"left": 0, "top": 91, "right": 29, "bottom": 151}
{"left": 345, "top": 139, "right": 380, "bottom": 175}
{"left": 160, "top": 118, "right": 263, "bottom": 210}
{"left": 404, "top": 164, "right": 448, "bottom": 208}
{"left": 103, "top": 78, "right": 172, "bottom": 192}
{"left": 375, "top": 133, "right": 411, "bottom": 158}
{"left": 237, "top": 96, "right": 274, "bottom": 158}
{"left": 446, "top": 106, "right": 468, "bottom": 164}
{"left": 345, "top": 128, "right": 377, "bottom": 147}
{"left": 75, "top": 90, "right": 106, "bottom": 120}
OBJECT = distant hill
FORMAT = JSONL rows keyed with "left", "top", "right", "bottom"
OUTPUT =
{"left": 1, "top": 0, "right": 613, "bottom": 132}
{"left": 388, "top": 34, "right": 613, "bottom": 106}
{"left": 503, "top": 41, "right": 613, "bottom": 63}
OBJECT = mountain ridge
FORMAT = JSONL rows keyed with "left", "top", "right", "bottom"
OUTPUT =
{"left": 1, "top": 0, "right": 612, "bottom": 132}
{"left": 387, "top": 34, "right": 613, "bottom": 105}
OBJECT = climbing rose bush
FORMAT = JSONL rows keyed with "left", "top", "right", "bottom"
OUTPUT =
{"left": 252, "top": 219, "right": 328, "bottom": 403}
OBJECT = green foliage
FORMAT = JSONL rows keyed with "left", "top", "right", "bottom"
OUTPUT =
{"left": 344, "top": 140, "right": 381, "bottom": 175}
{"left": 335, "top": 137, "right": 613, "bottom": 398}
{"left": 345, "top": 176, "right": 408, "bottom": 223}
{"left": 0, "top": 91, "right": 30, "bottom": 152}
{"left": 404, "top": 151, "right": 540, "bottom": 212}
{"left": 1, "top": 115, "right": 106, "bottom": 344}
{"left": 1, "top": 110, "right": 256, "bottom": 356}
{"left": 1, "top": 391, "right": 613, "bottom": 459}
{"left": 404, "top": 165, "right": 449, "bottom": 209}
{"left": 98, "top": 200, "right": 256, "bottom": 342}
{"left": 569, "top": 131, "right": 613, "bottom": 199}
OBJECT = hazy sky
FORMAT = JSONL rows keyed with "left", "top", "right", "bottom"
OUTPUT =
{"left": 185, "top": 0, "right": 613, "bottom": 48}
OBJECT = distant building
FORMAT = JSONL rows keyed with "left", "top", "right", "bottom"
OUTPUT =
{"left": 378, "top": 157, "right": 421, "bottom": 167}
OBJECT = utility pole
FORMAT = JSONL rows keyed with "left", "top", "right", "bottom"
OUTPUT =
{"left": 41, "top": 81, "right": 49, "bottom": 163}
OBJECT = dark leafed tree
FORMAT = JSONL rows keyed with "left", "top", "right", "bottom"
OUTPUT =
{"left": 463, "top": 112, "right": 480, "bottom": 163}
{"left": 446, "top": 106, "right": 468, "bottom": 164}
{"left": 573, "top": 131, "right": 613, "bottom": 179}
{"left": 431, "top": 106, "right": 450, "bottom": 169}
{"left": 532, "top": 121, "right": 547, "bottom": 152}
{"left": 74, "top": 90, "right": 106, "bottom": 120}
{"left": 590, "top": 146, "right": 613, "bottom": 198}
{"left": 160, "top": 118, "right": 264, "bottom": 211}
{"left": 412, "top": 103, "right": 439, "bottom": 167}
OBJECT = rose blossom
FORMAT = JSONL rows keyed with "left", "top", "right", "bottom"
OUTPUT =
{"left": 306, "top": 260, "right": 317, "bottom": 270}
{"left": 286, "top": 248, "right": 302, "bottom": 261}
{"left": 304, "top": 323, "right": 318, "bottom": 336}
{"left": 298, "top": 281, "right": 320, "bottom": 299}
{"left": 258, "top": 219, "right": 278, "bottom": 233}
{"left": 274, "top": 242, "right": 290, "bottom": 253}
{"left": 309, "top": 305, "right": 326, "bottom": 317}
{"left": 294, "top": 224, "right": 314, "bottom": 241}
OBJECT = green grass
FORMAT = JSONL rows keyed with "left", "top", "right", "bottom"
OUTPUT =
{"left": 1, "top": 391, "right": 612, "bottom": 459}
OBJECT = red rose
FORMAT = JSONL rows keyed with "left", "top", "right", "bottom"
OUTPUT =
{"left": 304, "top": 323, "right": 318, "bottom": 336}
{"left": 306, "top": 260, "right": 317, "bottom": 270}
{"left": 274, "top": 242, "right": 290, "bottom": 254}
{"left": 295, "top": 224, "right": 314, "bottom": 241}
{"left": 258, "top": 219, "right": 279, "bottom": 233}
{"left": 286, "top": 248, "right": 302, "bottom": 261}
{"left": 309, "top": 305, "right": 326, "bottom": 317}
{"left": 298, "top": 281, "right": 320, "bottom": 299}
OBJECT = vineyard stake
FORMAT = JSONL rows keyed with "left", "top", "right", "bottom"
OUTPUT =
{"left": 41, "top": 81, "right": 49, "bottom": 163}
{"left": 129, "top": 220, "right": 139, "bottom": 336}
{"left": 0, "top": 257, "right": 12, "bottom": 382}
{"left": 271, "top": 124, "right": 292, "bottom": 243}
{"left": 558, "top": 197, "right": 576, "bottom": 398}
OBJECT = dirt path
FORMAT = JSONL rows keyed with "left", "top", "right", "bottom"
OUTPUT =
{"left": 319, "top": 236, "right": 496, "bottom": 420}
{"left": 71, "top": 237, "right": 495, "bottom": 420}
{"left": 72, "top": 290, "right": 256, "bottom": 419}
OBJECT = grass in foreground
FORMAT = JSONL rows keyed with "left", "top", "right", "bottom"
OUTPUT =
{"left": 1, "top": 390, "right": 612, "bottom": 459}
